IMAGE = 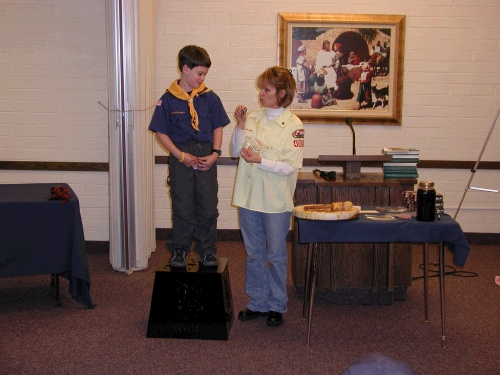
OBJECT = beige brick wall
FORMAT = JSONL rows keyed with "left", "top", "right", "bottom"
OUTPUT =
{"left": 0, "top": 1, "right": 109, "bottom": 240}
{"left": 1, "top": 1, "right": 499, "bottom": 239}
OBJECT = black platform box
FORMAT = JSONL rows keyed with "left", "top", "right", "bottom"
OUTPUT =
{"left": 146, "top": 256, "right": 234, "bottom": 341}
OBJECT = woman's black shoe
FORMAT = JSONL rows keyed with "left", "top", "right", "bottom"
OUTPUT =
{"left": 266, "top": 311, "right": 283, "bottom": 327}
{"left": 238, "top": 308, "right": 267, "bottom": 321}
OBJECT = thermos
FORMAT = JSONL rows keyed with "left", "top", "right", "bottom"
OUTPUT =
{"left": 416, "top": 181, "right": 436, "bottom": 221}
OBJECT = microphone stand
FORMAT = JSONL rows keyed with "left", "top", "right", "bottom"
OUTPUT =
{"left": 345, "top": 118, "right": 356, "bottom": 155}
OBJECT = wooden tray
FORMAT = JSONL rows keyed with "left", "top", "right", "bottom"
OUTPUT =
{"left": 293, "top": 205, "right": 360, "bottom": 221}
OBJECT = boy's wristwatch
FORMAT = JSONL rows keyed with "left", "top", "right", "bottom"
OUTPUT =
{"left": 212, "top": 149, "right": 222, "bottom": 157}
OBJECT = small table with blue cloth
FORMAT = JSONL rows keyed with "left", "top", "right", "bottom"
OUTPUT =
{"left": 0, "top": 183, "right": 94, "bottom": 308}
{"left": 294, "top": 208, "right": 471, "bottom": 347}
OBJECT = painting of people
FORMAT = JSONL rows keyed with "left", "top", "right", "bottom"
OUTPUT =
{"left": 279, "top": 13, "right": 405, "bottom": 125}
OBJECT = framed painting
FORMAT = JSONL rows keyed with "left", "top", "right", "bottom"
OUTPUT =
{"left": 278, "top": 13, "right": 406, "bottom": 125}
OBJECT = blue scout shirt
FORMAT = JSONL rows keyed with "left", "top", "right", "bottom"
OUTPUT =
{"left": 148, "top": 89, "right": 230, "bottom": 142}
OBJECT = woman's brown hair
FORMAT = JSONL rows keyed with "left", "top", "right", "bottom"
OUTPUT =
{"left": 256, "top": 66, "right": 296, "bottom": 108}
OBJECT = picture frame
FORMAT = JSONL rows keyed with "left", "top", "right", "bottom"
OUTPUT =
{"left": 278, "top": 13, "right": 406, "bottom": 125}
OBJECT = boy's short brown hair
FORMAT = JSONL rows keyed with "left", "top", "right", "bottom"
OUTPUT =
{"left": 178, "top": 45, "right": 211, "bottom": 71}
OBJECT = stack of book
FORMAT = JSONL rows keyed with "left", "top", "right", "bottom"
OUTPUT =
{"left": 382, "top": 147, "right": 419, "bottom": 178}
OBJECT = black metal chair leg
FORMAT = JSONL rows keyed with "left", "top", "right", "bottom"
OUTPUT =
{"left": 50, "top": 273, "right": 61, "bottom": 306}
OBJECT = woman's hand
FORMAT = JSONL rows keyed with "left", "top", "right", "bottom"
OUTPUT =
{"left": 240, "top": 147, "right": 261, "bottom": 164}
{"left": 234, "top": 105, "right": 247, "bottom": 130}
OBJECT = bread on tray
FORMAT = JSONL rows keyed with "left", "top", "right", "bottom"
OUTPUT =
{"left": 303, "top": 201, "right": 354, "bottom": 212}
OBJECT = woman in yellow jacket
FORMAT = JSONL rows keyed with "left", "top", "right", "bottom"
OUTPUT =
{"left": 230, "top": 66, "right": 305, "bottom": 327}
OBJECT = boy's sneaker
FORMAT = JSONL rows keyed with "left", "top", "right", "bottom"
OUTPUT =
{"left": 170, "top": 249, "right": 187, "bottom": 268}
{"left": 200, "top": 254, "right": 218, "bottom": 267}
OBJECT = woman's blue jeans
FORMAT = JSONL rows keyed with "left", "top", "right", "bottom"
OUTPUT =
{"left": 238, "top": 207, "right": 291, "bottom": 314}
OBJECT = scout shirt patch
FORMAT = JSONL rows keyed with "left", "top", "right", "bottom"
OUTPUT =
{"left": 292, "top": 128, "right": 305, "bottom": 148}
{"left": 292, "top": 129, "right": 304, "bottom": 138}
{"left": 155, "top": 99, "right": 185, "bottom": 115}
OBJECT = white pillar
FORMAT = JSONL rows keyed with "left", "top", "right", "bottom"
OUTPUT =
{"left": 106, "top": 0, "right": 156, "bottom": 273}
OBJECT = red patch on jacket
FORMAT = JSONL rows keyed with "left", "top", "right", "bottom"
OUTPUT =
{"left": 293, "top": 140, "right": 304, "bottom": 148}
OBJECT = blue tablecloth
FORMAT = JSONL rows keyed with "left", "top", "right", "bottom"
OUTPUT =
{"left": 296, "top": 210, "right": 471, "bottom": 268}
{"left": 0, "top": 183, "right": 94, "bottom": 308}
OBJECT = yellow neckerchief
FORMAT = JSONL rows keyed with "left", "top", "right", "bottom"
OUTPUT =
{"left": 167, "top": 80, "right": 211, "bottom": 131}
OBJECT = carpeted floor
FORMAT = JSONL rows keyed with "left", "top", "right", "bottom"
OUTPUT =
{"left": 0, "top": 241, "right": 499, "bottom": 375}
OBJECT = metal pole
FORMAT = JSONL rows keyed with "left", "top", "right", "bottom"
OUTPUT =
{"left": 424, "top": 243, "right": 429, "bottom": 322}
{"left": 454, "top": 106, "right": 500, "bottom": 219}
{"left": 439, "top": 242, "right": 446, "bottom": 348}
{"left": 306, "top": 243, "right": 318, "bottom": 347}
{"left": 302, "top": 242, "right": 314, "bottom": 321}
